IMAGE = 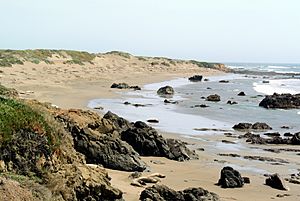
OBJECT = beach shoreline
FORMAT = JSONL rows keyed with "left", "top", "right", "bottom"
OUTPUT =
{"left": 1, "top": 56, "right": 300, "bottom": 200}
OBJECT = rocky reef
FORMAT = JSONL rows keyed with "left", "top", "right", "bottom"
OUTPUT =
{"left": 259, "top": 93, "right": 300, "bottom": 109}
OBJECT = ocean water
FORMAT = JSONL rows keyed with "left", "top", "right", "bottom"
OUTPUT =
{"left": 88, "top": 63, "right": 300, "bottom": 137}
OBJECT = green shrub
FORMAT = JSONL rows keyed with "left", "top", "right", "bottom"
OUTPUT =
{"left": 105, "top": 51, "right": 131, "bottom": 59}
{"left": 0, "top": 97, "right": 53, "bottom": 144}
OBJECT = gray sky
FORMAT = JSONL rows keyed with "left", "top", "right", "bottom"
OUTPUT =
{"left": 1, "top": 0, "right": 300, "bottom": 63}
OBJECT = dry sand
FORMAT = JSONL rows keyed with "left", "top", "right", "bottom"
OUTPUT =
{"left": 1, "top": 53, "right": 299, "bottom": 201}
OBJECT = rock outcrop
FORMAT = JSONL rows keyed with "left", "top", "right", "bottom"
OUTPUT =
{"left": 121, "top": 121, "right": 198, "bottom": 161}
{"left": 49, "top": 164, "right": 124, "bottom": 201}
{"left": 55, "top": 110, "right": 147, "bottom": 172}
{"left": 140, "top": 184, "right": 220, "bottom": 201}
{"left": 259, "top": 93, "right": 300, "bottom": 109}
{"left": 217, "top": 166, "right": 244, "bottom": 188}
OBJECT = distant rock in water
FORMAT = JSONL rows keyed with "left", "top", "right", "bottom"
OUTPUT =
{"left": 217, "top": 166, "right": 244, "bottom": 188}
{"left": 219, "top": 80, "right": 229, "bottom": 83}
{"left": 227, "top": 100, "right": 238, "bottom": 105}
{"left": 206, "top": 94, "right": 221, "bottom": 102}
{"left": 237, "top": 91, "right": 246, "bottom": 96}
{"left": 140, "top": 184, "right": 220, "bottom": 201}
{"left": 157, "top": 86, "right": 175, "bottom": 97}
{"left": 147, "top": 119, "right": 159, "bottom": 123}
{"left": 259, "top": 93, "right": 300, "bottom": 109}
{"left": 188, "top": 75, "right": 203, "bottom": 82}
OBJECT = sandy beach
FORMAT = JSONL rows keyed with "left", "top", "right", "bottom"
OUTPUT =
{"left": 1, "top": 52, "right": 299, "bottom": 201}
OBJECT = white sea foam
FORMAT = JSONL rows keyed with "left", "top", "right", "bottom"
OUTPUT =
{"left": 253, "top": 79, "right": 300, "bottom": 95}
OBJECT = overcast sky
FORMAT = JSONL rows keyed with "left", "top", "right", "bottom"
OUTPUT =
{"left": 1, "top": 0, "right": 300, "bottom": 63}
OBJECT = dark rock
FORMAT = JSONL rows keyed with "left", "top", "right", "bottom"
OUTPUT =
{"left": 157, "top": 86, "right": 174, "bottom": 97}
{"left": 265, "top": 173, "right": 289, "bottom": 191}
{"left": 139, "top": 184, "right": 220, "bottom": 201}
{"left": 121, "top": 121, "right": 198, "bottom": 161}
{"left": 130, "top": 86, "right": 141, "bottom": 90}
{"left": 219, "top": 80, "right": 229, "bottom": 83}
{"left": 164, "top": 99, "right": 178, "bottom": 104}
{"left": 124, "top": 101, "right": 131, "bottom": 105}
{"left": 192, "top": 104, "right": 209, "bottom": 108}
{"left": 103, "top": 111, "right": 132, "bottom": 132}
{"left": 276, "top": 194, "right": 291, "bottom": 198}
{"left": 111, "top": 82, "right": 130, "bottom": 89}
{"left": 217, "top": 166, "right": 244, "bottom": 188}
{"left": 263, "top": 148, "right": 281, "bottom": 153}
{"left": 266, "top": 137, "right": 290, "bottom": 145}
{"left": 243, "top": 156, "right": 288, "bottom": 164}
{"left": 188, "top": 75, "right": 203, "bottom": 82}
{"left": 233, "top": 123, "right": 252, "bottom": 130}
{"left": 218, "top": 153, "right": 241, "bottom": 157}
{"left": 221, "top": 140, "right": 236, "bottom": 144}
{"left": 291, "top": 132, "right": 300, "bottom": 145}
{"left": 206, "top": 94, "right": 221, "bottom": 102}
{"left": 259, "top": 93, "right": 300, "bottom": 109}
{"left": 224, "top": 133, "right": 234, "bottom": 137}
{"left": 264, "top": 132, "right": 280, "bottom": 137}
{"left": 74, "top": 129, "right": 147, "bottom": 172}
{"left": 132, "top": 103, "right": 147, "bottom": 107}
{"left": 237, "top": 91, "right": 246, "bottom": 96}
{"left": 147, "top": 119, "right": 159, "bottom": 123}
{"left": 111, "top": 83, "right": 141, "bottom": 90}
{"left": 227, "top": 100, "right": 238, "bottom": 105}
{"left": 56, "top": 110, "right": 146, "bottom": 172}
{"left": 251, "top": 122, "right": 272, "bottom": 130}
{"left": 281, "top": 126, "right": 290, "bottom": 129}
{"left": 204, "top": 78, "right": 209, "bottom": 81}
{"left": 243, "top": 177, "right": 251, "bottom": 184}
{"left": 233, "top": 122, "right": 272, "bottom": 130}
{"left": 166, "top": 139, "right": 199, "bottom": 161}
{"left": 262, "top": 80, "right": 270, "bottom": 83}
{"left": 283, "top": 132, "right": 293, "bottom": 137}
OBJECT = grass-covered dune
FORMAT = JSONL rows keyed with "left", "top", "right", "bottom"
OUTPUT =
{"left": 0, "top": 49, "right": 228, "bottom": 71}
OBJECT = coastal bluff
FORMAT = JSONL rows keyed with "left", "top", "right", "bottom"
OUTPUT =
{"left": 0, "top": 84, "right": 206, "bottom": 200}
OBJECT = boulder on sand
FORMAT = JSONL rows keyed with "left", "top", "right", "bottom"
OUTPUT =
{"left": 265, "top": 173, "right": 289, "bottom": 191}
{"left": 217, "top": 166, "right": 244, "bottom": 188}
{"left": 139, "top": 184, "right": 220, "bottom": 201}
